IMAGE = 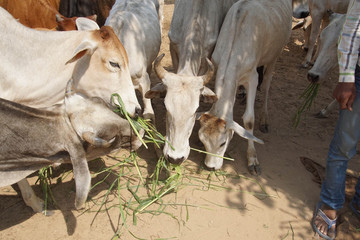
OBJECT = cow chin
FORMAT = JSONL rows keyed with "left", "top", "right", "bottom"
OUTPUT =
{"left": 204, "top": 155, "right": 224, "bottom": 170}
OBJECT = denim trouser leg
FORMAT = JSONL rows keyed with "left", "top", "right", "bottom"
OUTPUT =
{"left": 320, "top": 66, "right": 360, "bottom": 210}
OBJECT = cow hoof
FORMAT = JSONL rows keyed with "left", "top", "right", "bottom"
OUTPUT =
{"left": 301, "top": 62, "right": 310, "bottom": 68}
{"left": 259, "top": 124, "right": 269, "bottom": 133}
{"left": 314, "top": 112, "right": 328, "bottom": 119}
{"left": 248, "top": 165, "right": 261, "bottom": 176}
{"left": 42, "top": 209, "right": 55, "bottom": 216}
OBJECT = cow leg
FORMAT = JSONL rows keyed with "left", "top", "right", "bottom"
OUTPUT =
{"left": 259, "top": 63, "right": 276, "bottom": 133}
{"left": 311, "top": 15, "right": 330, "bottom": 63}
{"left": 243, "top": 71, "right": 260, "bottom": 175}
{"left": 302, "top": 9, "right": 324, "bottom": 68}
{"left": 17, "top": 179, "right": 44, "bottom": 214}
{"left": 139, "top": 73, "right": 155, "bottom": 123}
{"left": 315, "top": 99, "right": 338, "bottom": 118}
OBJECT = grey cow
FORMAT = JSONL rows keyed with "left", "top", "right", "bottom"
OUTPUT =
{"left": 0, "top": 80, "right": 142, "bottom": 214}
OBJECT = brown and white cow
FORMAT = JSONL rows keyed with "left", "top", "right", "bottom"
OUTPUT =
{"left": 198, "top": 0, "right": 293, "bottom": 175}
{"left": 59, "top": 0, "right": 115, "bottom": 27}
{"left": 146, "top": 0, "right": 239, "bottom": 164}
{"left": 0, "top": 6, "right": 141, "bottom": 117}
{"left": 146, "top": 0, "right": 309, "bottom": 165}
{"left": 0, "top": 80, "right": 142, "bottom": 214}
{"left": 105, "top": 0, "right": 162, "bottom": 122}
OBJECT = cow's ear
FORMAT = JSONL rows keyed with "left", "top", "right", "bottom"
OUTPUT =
{"left": 66, "top": 41, "right": 97, "bottom": 64}
{"left": 145, "top": 82, "right": 167, "bottom": 99}
{"left": 200, "top": 86, "right": 217, "bottom": 103}
{"left": 76, "top": 17, "right": 100, "bottom": 31}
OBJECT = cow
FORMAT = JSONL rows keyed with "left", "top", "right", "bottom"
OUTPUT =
{"left": 145, "top": 0, "right": 309, "bottom": 165}
{"left": 145, "top": 0, "right": 240, "bottom": 164}
{"left": 0, "top": 6, "right": 141, "bottom": 117}
{"left": 59, "top": 0, "right": 164, "bottom": 30}
{"left": 59, "top": 0, "right": 115, "bottom": 27}
{"left": 0, "top": 80, "right": 142, "bottom": 214}
{"left": 0, "top": 0, "right": 61, "bottom": 29}
{"left": 56, "top": 14, "right": 98, "bottom": 31}
{"left": 197, "top": 0, "right": 294, "bottom": 175}
{"left": 105, "top": 0, "right": 161, "bottom": 122}
{"left": 307, "top": 13, "right": 345, "bottom": 118}
{"left": 300, "top": 0, "right": 350, "bottom": 68}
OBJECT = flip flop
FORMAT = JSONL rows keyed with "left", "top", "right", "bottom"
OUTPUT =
{"left": 350, "top": 200, "right": 360, "bottom": 220}
{"left": 311, "top": 202, "right": 337, "bottom": 240}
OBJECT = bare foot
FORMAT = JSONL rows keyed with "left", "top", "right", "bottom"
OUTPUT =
{"left": 312, "top": 203, "right": 337, "bottom": 239}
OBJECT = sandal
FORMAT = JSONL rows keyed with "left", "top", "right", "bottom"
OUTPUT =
{"left": 350, "top": 200, "right": 360, "bottom": 220}
{"left": 312, "top": 202, "right": 337, "bottom": 240}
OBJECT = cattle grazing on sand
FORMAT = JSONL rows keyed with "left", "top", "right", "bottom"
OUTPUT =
{"left": 198, "top": 0, "right": 295, "bottom": 175}
{"left": 145, "top": 0, "right": 309, "bottom": 166}
{"left": 145, "top": 0, "right": 239, "bottom": 164}
{"left": 0, "top": 80, "right": 142, "bottom": 214}
{"left": 0, "top": 6, "right": 140, "bottom": 117}
{"left": 105, "top": 0, "right": 162, "bottom": 122}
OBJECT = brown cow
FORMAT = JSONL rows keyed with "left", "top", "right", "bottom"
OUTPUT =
{"left": 0, "top": 0, "right": 60, "bottom": 29}
{"left": 59, "top": 0, "right": 115, "bottom": 27}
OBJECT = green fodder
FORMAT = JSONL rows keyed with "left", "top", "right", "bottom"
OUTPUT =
{"left": 38, "top": 93, "right": 273, "bottom": 239}
{"left": 292, "top": 82, "right": 320, "bottom": 128}
{"left": 36, "top": 166, "right": 57, "bottom": 214}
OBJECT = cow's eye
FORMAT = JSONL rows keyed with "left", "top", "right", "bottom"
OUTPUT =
{"left": 110, "top": 61, "right": 120, "bottom": 68}
{"left": 220, "top": 141, "right": 226, "bottom": 147}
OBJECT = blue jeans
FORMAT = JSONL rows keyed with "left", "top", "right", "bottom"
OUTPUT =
{"left": 320, "top": 64, "right": 360, "bottom": 210}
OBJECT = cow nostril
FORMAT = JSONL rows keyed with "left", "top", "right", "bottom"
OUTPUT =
{"left": 307, "top": 72, "right": 319, "bottom": 83}
{"left": 166, "top": 156, "right": 185, "bottom": 165}
{"left": 300, "top": 11, "right": 309, "bottom": 18}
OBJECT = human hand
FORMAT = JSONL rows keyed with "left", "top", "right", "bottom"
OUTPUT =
{"left": 333, "top": 82, "right": 356, "bottom": 111}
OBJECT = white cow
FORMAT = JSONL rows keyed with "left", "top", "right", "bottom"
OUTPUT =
{"left": 105, "top": 0, "right": 161, "bottom": 121}
{"left": 307, "top": 13, "right": 345, "bottom": 118}
{"left": 145, "top": 0, "right": 239, "bottom": 164}
{"left": 198, "top": 0, "right": 293, "bottom": 175}
{"left": 146, "top": 0, "right": 310, "bottom": 165}
{"left": 0, "top": 6, "right": 140, "bottom": 117}
{"left": 301, "top": 0, "right": 350, "bottom": 68}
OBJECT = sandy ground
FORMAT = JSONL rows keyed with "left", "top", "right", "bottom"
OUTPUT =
{"left": 1, "top": 1, "right": 360, "bottom": 240}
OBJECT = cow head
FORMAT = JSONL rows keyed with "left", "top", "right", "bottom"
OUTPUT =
{"left": 307, "top": 14, "right": 344, "bottom": 84}
{"left": 66, "top": 26, "right": 141, "bottom": 118}
{"left": 56, "top": 14, "right": 98, "bottom": 31}
{"left": 146, "top": 54, "right": 217, "bottom": 164}
{"left": 292, "top": 0, "right": 309, "bottom": 19}
{"left": 64, "top": 79, "right": 142, "bottom": 152}
{"left": 198, "top": 114, "right": 264, "bottom": 170}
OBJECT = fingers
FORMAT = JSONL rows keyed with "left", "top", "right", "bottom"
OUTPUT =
{"left": 347, "top": 93, "right": 356, "bottom": 111}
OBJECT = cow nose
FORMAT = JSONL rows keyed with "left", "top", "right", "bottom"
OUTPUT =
{"left": 166, "top": 156, "right": 185, "bottom": 165}
{"left": 300, "top": 11, "right": 309, "bottom": 18}
{"left": 307, "top": 72, "right": 319, "bottom": 83}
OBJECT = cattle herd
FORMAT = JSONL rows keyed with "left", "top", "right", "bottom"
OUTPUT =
{"left": 0, "top": 0, "right": 349, "bottom": 221}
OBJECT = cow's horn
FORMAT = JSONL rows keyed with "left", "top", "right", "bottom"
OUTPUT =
{"left": 154, "top": 53, "right": 168, "bottom": 80}
{"left": 65, "top": 79, "right": 75, "bottom": 97}
{"left": 82, "top": 132, "right": 114, "bottom": 148}
{"left": 201, "top": 58, "right": 215, "bottom": 85}
{"left": 226, "top": 121, "right": 264, "bottom": 144}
